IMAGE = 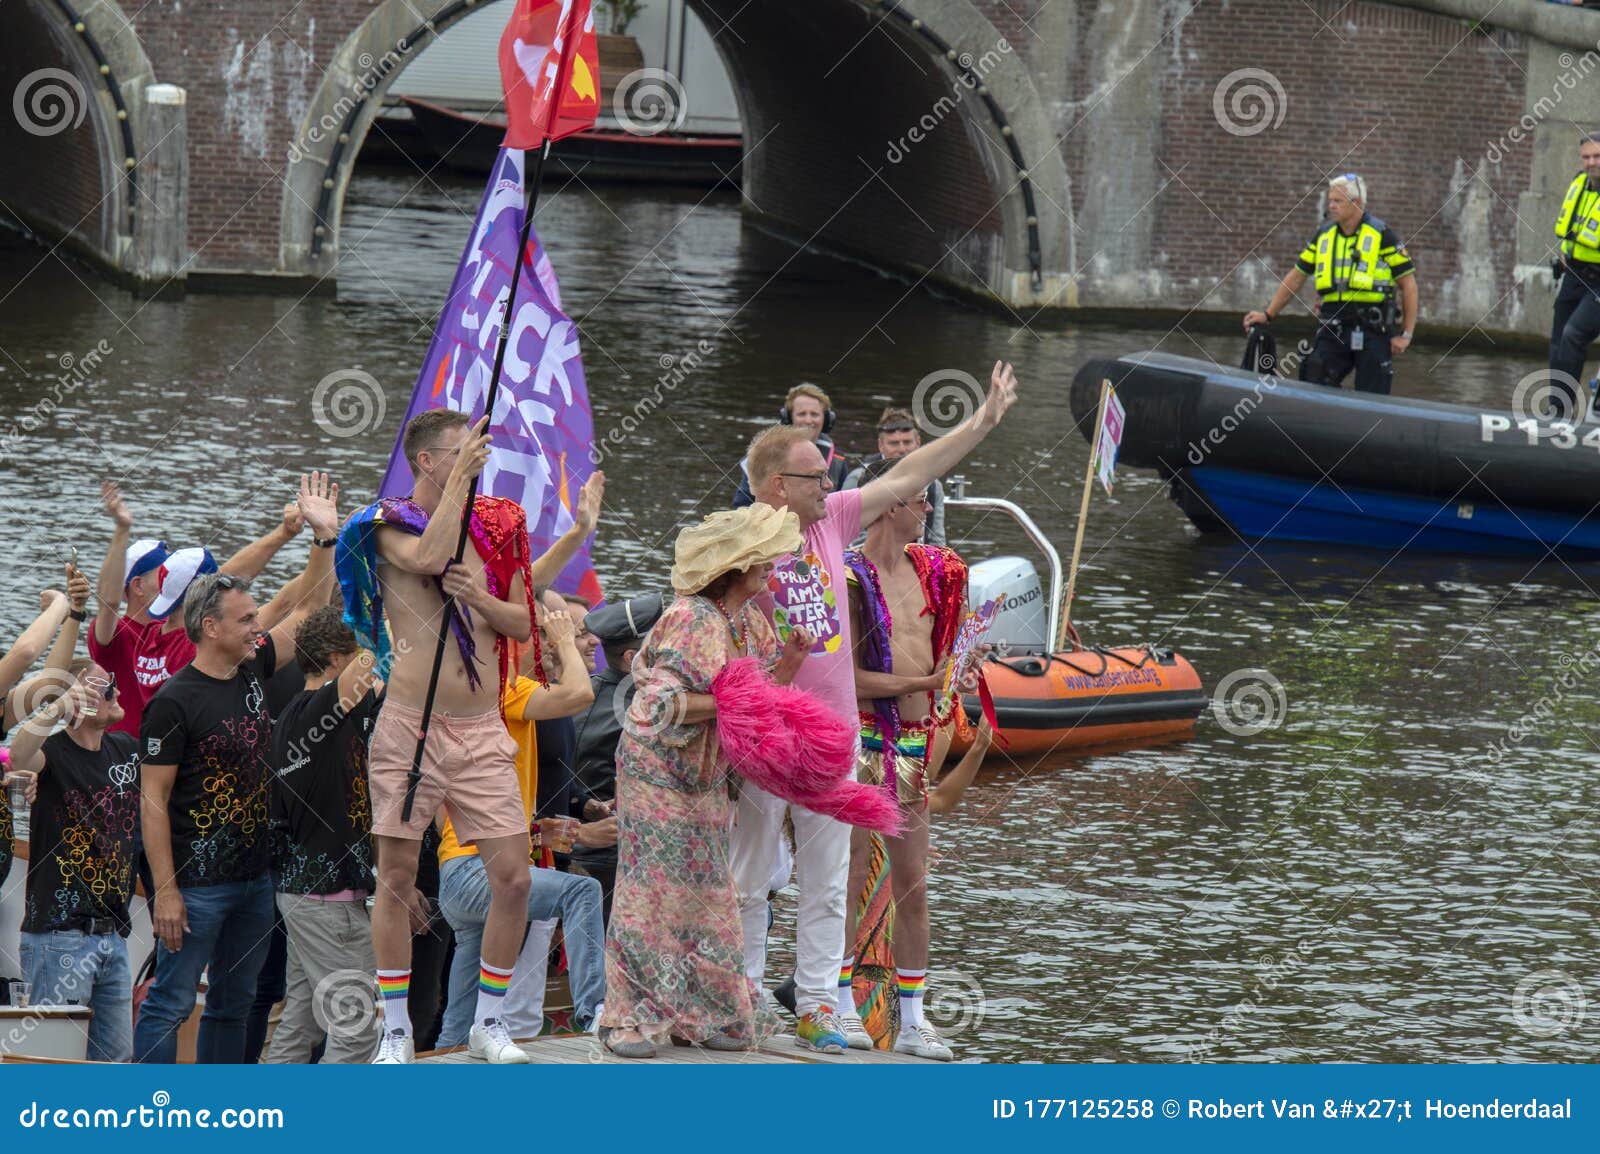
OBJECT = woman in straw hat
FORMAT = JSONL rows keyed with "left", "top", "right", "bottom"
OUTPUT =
{"left": 598, "top": 505, "right": 812, "bottom": 1058}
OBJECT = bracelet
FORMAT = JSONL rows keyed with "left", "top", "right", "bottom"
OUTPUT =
{"left": 68, "top": 608, "right": 87, "bottom": 622}
{"left": 313, "top": 536, "right": 337, "bottom": 549}
{"left": 1399, "top": 331, "right": 1413, "bottom": 340}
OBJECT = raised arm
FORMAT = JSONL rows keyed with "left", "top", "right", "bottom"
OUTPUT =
{"left": 857, "top": 361, "right": 1019, "bottom": 525}
{"left": 5, "top": 681, "right": 95, "bottom": 778}
{"left": 263, "top": 472, "right": 342, "bottom": 656}
{"left": 219, "top": 498, "right": 304, "bottom": 580}
{"left": 376, "top": 417, "right": 491, "bottom": 575}
{"left": 335, "top": 649, "right": 384, "bottom": 713}
{"left": 518, "top": 611, "right": 595, "bottom": 720}
{"left": 94, "top": 481, "right": 135, "bottom": 647}
{"left": 0, "top": 586, "right": 73, "bottom": 701}
{"left": 38, "top": 563, "right": 90, "bottom": 681}
{"left": 528, "top": 471, "right": 604, "bottom": 589}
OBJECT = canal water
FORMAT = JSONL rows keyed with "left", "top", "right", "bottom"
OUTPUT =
{"left": 1, "top": 167, "right": 1596, "bottom": 1062}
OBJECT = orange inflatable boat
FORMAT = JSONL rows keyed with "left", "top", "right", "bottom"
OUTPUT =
{"left": 943, "top": 480, "right": 1207, "bottom": 760}
{"left": 952, "top": 645, "right": 1206, "bottom": 758}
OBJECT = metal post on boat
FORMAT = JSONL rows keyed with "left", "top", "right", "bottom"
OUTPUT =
{"left": 944, "top": 474, "right": 1066, "bottom": 654}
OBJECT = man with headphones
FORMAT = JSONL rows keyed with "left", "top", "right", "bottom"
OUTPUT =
{"left": 732, "top": 384, "right": 852, "bottom": 507}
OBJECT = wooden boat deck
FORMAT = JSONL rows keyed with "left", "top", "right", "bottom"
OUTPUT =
{"left": 416, "top": 1033, "right": 937, "bottom": 1065}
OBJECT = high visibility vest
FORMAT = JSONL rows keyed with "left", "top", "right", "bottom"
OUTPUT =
{"left": 1555, "top": 172, "right": 1600, "bottom": 263}
{"left": 1312, "top": 218, "right": 1392, "bottom": 303}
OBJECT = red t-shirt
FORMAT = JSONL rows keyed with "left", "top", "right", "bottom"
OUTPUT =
{"left": 87, "top": 616, "right": 152, "bottom": 737}
{"left": 87, "top": 614, "right": 197, "bottom": 737}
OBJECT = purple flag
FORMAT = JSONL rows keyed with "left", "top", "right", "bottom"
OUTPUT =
{"left": 379, "top": 147, "right": 598, "bottom": 603}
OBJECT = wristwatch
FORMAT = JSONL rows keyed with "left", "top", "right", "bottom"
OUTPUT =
{"left": 313, "top": 536, "right": 337, "bottom": 549}
{"left": 68, "top": 608, "right": 87, "bottom": 622}
{"left": 1399, "top": 331, "right": 1414, "bottom": 341}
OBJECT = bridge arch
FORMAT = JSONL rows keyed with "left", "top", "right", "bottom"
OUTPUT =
{"left": 0, "top": 0, "right": 155, "bottom": 280}
{"left": 281, "top": 0, "right": 1071, "bottom": 308}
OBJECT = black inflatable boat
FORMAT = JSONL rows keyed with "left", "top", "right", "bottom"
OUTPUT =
{"left": 1072, "top": 352, "right": 1600, "bottom": 558}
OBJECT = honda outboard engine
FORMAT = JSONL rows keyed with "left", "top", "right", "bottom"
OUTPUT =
{"left": 966, "top": 555, "right": 1048, "bottom": 656}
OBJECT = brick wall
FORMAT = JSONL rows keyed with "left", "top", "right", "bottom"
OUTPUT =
{"left": 1143, "top": 0, "right": 1530, "bottom": 320}
{"left": 0, "top": 0, "right": 1553, "bottom": 326}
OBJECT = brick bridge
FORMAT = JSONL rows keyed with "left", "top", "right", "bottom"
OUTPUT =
{"left": 3, "top": 0, "right": 1599, "bottom": 333}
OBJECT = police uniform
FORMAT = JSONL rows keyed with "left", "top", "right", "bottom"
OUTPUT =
{"left": 569, "top": 593, "right": 664, "bottom": 922}
{"left": 1294, "top": 213, "right": 1415, "bottom": 394}
{"left": 1549, "top": 172, "right": 1600, "bottom": 397}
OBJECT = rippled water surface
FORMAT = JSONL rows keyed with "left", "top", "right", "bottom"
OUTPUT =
{"left": 1, "top": 168, "right": 1596, "bottom": 1062}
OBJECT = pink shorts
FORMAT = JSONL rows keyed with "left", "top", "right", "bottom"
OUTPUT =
{"left": 368, "top": 700, "right": 526, "bottom": 843}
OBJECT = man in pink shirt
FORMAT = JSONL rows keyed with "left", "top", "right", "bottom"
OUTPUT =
{"left": 91, "top": 482, "right": 323, "bottom": 736}
{"left": 731, "top": 361, "right": 1019, "bottom": 1053}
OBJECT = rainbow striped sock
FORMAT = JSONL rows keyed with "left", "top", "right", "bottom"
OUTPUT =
{"left": 376, "top": 969, "right": 413, "bottom": 1038}
{"left": 474, "top": 960, "right": 514, "bottom": 1028}
{"left": 897, "top": 969, "right": 927, "bottom": 1029}
{"left": 837, "top": 956, "right": 857, "bottom": 1016}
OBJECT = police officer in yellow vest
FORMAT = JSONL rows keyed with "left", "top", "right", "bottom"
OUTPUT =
{"left": 1244, "top": 174, "right": 1418, "bottom": 395}
{"left": 1547, "top": 134, "right": 1600, "bottom": 412}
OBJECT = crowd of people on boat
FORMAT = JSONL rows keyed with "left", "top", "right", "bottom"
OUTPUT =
{"left": 0, "top": 361, "right": 1016, "bottom": 1065}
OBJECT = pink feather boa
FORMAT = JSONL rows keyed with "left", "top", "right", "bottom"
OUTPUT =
{"left": 711, "top": 657, "right": 902, "bottom": 836}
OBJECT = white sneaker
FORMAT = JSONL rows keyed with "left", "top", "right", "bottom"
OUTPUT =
{"left": 372, "top": 1028, "right": 414, "bottom": 1064}
{"left": 894, "top": 1021, "right": 953, "bottom": 1061}
{"left": 838, "top": 1011, "right": 874, "bottom": 1051}
{"left": 468, "top": 1017, "right": 530, "bottom": 1064}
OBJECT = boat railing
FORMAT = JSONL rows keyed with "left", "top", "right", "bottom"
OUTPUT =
{"left": 945, "top": 474, "right": 1065, "bottom": 653}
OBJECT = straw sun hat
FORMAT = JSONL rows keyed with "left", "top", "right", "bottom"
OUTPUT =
{"left": 671, "top": 505, "right": 803, "bottom": 595}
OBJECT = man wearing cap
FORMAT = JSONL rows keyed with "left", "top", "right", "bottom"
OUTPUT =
{"left": 730, "top": 360, "right": 1018, "bottom": 1054}
{"left": 1243, "top": 174, "right": 1419, "bottom": 395}
{"left": 841, "top": 407, "right": 946, "bottom": 546}
{"left": 91, "top": 482, "right": 323, "bottom": 737}
{"left": 570, "top": 592, "right": 665, "bottom": 923}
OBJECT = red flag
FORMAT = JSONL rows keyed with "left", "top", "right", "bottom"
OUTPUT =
{"left": 498, "top": 0, "right": 599, "bottom": 149}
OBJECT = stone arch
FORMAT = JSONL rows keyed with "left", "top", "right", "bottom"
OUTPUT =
{"left": 282, "top": 0, "right": 1072, "bottom": 308}
{"left": 0, "top": 0, "right": 156, "bottom": 279}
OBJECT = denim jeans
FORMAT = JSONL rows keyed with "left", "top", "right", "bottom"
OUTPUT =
{"left": 20, "top": 929, "right": 134, "bottom": 1062}
{"left": 437, "top": 856, "right": 605, "bottom": 1047}
{"left": 132, "top": 874, "right": 276, "bottom": 1064}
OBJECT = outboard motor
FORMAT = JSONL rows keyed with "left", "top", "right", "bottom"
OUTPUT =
{"left": 966, "top": 556, "right": 1048, "bottom": 656}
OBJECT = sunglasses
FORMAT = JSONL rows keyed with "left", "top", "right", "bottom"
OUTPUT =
{"left": 215, "top": 574, "right": 241, "bottom": 591}
{"left": 879, "top": 422, "right": 916, "bottom": 434}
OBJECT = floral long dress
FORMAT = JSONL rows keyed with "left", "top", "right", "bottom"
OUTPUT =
{"left": 600, "top": 594, "right": 778, "bottom": 1043}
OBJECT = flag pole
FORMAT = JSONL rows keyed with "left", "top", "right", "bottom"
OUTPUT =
{"left": 401, "top": 10, "right": 578, "bottom": 824}
{"left": 1055, "top": 378, "right": 1110, "bottom": 654}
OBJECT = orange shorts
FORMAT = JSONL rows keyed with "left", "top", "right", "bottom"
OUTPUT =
{"left": 368, "top": 700, "right": 525, "bottom": 843}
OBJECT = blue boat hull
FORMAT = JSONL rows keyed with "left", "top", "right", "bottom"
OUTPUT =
{"left": 1184, "top": 466, "right": 1600, "bottom": 559}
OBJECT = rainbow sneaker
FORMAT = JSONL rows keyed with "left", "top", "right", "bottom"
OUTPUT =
{"left": 795, "top": 1009, "right": 848, "bottom": 1054}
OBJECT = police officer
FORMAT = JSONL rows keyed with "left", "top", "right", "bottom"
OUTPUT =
{"left": 1244, "top": 173, "right": 1419, "bottom": 394}
{"left": 569, "top": 592, "right": 665, "bottom": 925}
{"left": 1547, "top": 133, "right": 1600, "bottom": 415}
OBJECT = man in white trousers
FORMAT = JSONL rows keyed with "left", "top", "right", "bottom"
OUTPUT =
{"left": 733, "top": 362, "right": 1019, "bottom": 1052}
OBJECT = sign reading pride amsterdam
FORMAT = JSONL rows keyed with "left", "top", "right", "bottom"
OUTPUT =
{"left": 378, "top": 147, "right": 598, "bottom": 602}
{"left": 767, "top": 552, "right": 844, "bottom": 654}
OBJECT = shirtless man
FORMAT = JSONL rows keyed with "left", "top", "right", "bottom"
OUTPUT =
{"left": 838, "top": 458, "right": 970, "bottom": 1060}
{"left": 346, "top": 408, "right": 602, "bottom": 1065}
